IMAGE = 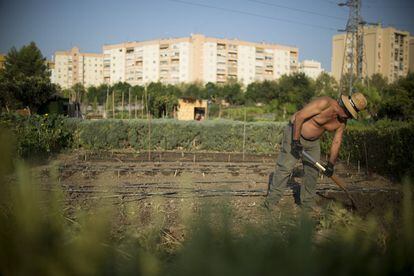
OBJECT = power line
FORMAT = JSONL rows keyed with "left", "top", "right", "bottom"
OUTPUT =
{"left": 167, "top": 0, "right": 338, "bottom": 31}
{"left": 247, "top": 0, "right": 347, "bottom": 21}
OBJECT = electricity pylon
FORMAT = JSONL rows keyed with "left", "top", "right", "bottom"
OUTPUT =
{"left": 338, "top": 0, "right": 365, "bottom": 96}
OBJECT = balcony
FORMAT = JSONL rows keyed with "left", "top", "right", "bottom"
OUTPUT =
{"left": 160, "top": 44, "right": 169, "bottom": 50}
{"left": 228, "top": 45, "right": 238, "bottom": 53}
{"left": 217, "top": 43, "right": 226, "bottom": 50}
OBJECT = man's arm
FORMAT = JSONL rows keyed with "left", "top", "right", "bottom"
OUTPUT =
{"left": 292, "top": 98, "right": 330, "bottom": 141}
{"left": 329, "top": 123, "right": 345, "bottom": 164}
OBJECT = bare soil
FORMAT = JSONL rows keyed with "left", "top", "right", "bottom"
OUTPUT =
{"left": 35, "top": 150, "right": 402, "bottom": 221}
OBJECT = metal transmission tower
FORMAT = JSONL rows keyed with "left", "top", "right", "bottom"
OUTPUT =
{"left": 338, "top": 0, "right": 365, "bottom": 96}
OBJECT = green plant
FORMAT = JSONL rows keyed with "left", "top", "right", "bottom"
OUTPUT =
{"left": 69, "top": 119, "right": 286, "bottom": 153}
{"left": 0, "top": 114, "right": 72, "bottom": 157}
{"left": 321, "top": 120, "right": 414, "bottom": 179}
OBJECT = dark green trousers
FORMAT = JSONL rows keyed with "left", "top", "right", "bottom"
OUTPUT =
{"left": 266, "top": 123, "right": 320, "bottom": 209}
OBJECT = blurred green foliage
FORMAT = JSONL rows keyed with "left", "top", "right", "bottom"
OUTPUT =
{"left": 0, "top": 113, "right": 72, "bottom": 158}
{"left": 0, "top": 128, "right": 413, "bottom": 275}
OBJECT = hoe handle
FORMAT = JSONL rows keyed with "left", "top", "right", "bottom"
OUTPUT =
{"left": 302, "top": 150, "right": 358, "bottom": 210}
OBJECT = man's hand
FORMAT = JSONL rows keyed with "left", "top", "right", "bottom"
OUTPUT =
{"left": 291, "top": 140, "right": 303, "bottom": 159}
{"left": 324, "top": 162, "right": 334, "bottom": 177}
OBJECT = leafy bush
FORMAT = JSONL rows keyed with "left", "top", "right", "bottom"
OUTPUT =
{"left": 321, "top": 120, "right": 414, "bottom": 179}
{"left": 68, "top": 119, "right": 287, "bottom": 153}
{"left": 0, "top": 114, "right": 72, "bottom": 157}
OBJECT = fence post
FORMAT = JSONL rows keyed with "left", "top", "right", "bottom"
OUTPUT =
{"left": 148, "top": 95, "right": 151, "bottom": 161}
{"left": 243, "top": 108, "right": 246, "bottom": 161}
{"left": 105, "top": 87, "right": 109, "bottom": 119}
{"left": 363, "top": 140, "right": 369, "bottom": 175}
{"left": 135, "top": 95, "right": 138, "bottom": 119}
{"left": 112, "top": 91, "right": 115, "bottom": 118}
{"left": 128, "top": 87, "right": 131, "bottom": 119}
{"left": 141, "top": 94, "right": 144, "bottom": 119}
{"left": 121, "top": 91, "right": 124, "bottom": 119}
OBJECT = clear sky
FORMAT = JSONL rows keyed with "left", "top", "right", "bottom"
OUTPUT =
{"left": 0, "top": 0, "right": 413, "bottom": 71}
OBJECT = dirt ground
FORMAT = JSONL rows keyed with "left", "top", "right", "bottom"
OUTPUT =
{"left": 34, "top": 150, "right": 402, "bottom": 226}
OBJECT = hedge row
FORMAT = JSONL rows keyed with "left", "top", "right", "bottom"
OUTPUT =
{"left": 2, "top": 115, "right": 412, "bottom": 179}
{"left": 321, "top": 120, "right": 414, "bottom": 180}
{"left": 66, "top": 119, "right": 414, "bottom": 179}
{"left": 65, "top": 119, "right": 287, "bottom": 153}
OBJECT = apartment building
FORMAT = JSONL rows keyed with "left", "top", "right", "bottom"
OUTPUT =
{"left": 299, "top": 60, "right": 324, "bottom": 80}
{"left": 102, "top": 34, "right": 299, "bottom": 87}
{"left": 52, "top": 47, "right": 104, "bottom": 88}
{"left": 332, "top": 26, "right": 411, "bottom": 83}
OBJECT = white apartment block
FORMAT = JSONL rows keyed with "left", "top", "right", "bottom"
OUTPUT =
{"left": 102, "top": 34, "right": 298, "bottom": 87}
{"left": 299, "top": 60, "right": 324, "bottom": 80}
{"left": 53, "top": 34, "right": 299, "bottom": 88}
{"left": 52, "top": 47, "right": 103, "bottom": 89}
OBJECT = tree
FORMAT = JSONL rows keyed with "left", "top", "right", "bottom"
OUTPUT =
{"left": 278, "top": 73, "right": 315, "bottom": 110}
{"left": 367, "top": 73, "right": 388, "bottom": 94}
{"left": 315, "top": 72, "right": 338, "bottom": 98}
{"left": 182, "top": 82, "right": 204, "bottom": 99}
{"left": 245, "top": 80, "right": 278, "bottom": 104}
{"left": 378, "top": 73, "right": 414, "bottom": 121}
{"left": 221, "top": 82, "right": 243, "bottom": 105}
{"left": 71, "top": 83, "right": 86, "bottom": 104}
{"left": 146, "top": 82, "right": 180, "bottom": 118}
{"left": 111, "top": 82, "right": 131, "bottom": 105}
{"left": 0, "top": 42, "right": 57, "bottom": 112}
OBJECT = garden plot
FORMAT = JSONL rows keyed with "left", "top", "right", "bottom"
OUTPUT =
{"left": 35, "top": 150, "right": 401, "bottom": 222}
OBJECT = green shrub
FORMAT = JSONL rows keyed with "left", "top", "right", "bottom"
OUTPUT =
{"left": 0, "top": 114, "right": 72, "bottom": 157}
{"left": 69, "top": 119, "right": 287, "bottom": 153}
{"left": 321, "top": 120, "right": 414, "bottom": 179}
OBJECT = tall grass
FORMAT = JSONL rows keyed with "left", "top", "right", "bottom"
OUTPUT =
{"left": 0, "top": 131, "right": 413, "bottom": 275}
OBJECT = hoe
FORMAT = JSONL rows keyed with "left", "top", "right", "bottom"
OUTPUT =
{"left": 302, "top": 150, "right": 358, "bottom": 210}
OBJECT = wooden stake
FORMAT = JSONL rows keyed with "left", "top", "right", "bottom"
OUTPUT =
{"left": 105, "top": 87, "right": 109, "bottom": 118}
{"left": 147, "top": 92, "right": 151, "bottom": 161}
{"left": 135, "top": 95, "right": 138, "bottom": 119}
{"left": 363, "top": 141, "right": 369, "bottom": 175}
{"left": 128, "top": 87, "right": 131, "bottom": 119}
{"left": 112, "top": 91, "right": 115, "bottom": 118}
{"left": 121, "top": 91, "right": 124, "bottom": 119}
{"left": 243, "top": 108, "right": 246, "bottom": 161}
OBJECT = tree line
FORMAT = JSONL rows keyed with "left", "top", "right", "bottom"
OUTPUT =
{"left": 1, "top": 42, "right": 413, "bottom": 121}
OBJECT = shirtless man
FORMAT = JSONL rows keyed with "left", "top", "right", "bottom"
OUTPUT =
{"left": 265, "top": 92, "right": 368, "bottom": 211}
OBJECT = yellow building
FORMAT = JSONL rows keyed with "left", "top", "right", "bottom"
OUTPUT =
{"left": 0, "top": 54, "right": 5, "bottom": 70}
{"left": 409, "top": 36, "right": 414, "bottom": 73}
{"left": 52, "top": 47, "right": 104, "bottom": 89}
{"left": 332, "top": 26, "right": 411, "bottom": 83}
{"left": 176, "top": 98, "right": 208, "bottom": 121}
{"left": 102, "top": 34, "right": 299, "bottom": 87}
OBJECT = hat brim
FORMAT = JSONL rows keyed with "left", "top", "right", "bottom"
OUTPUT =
{"left": 341, "top": 95, "right": 358, "bottom": 119}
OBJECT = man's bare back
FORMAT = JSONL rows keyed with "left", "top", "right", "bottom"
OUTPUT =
{"left": 290, "top": 96, "right": 351, "bottom": 164}
{"left": 290, "top": 96, "right": 348, "bottom": 141}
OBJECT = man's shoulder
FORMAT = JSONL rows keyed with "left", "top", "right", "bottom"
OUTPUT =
{"left": 311, "top": 96, "right": 334, "bottom": 108}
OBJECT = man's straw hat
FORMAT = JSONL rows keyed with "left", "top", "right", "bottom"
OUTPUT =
{"left": 340, "top": 92, "right": 367, "bottom": 119}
